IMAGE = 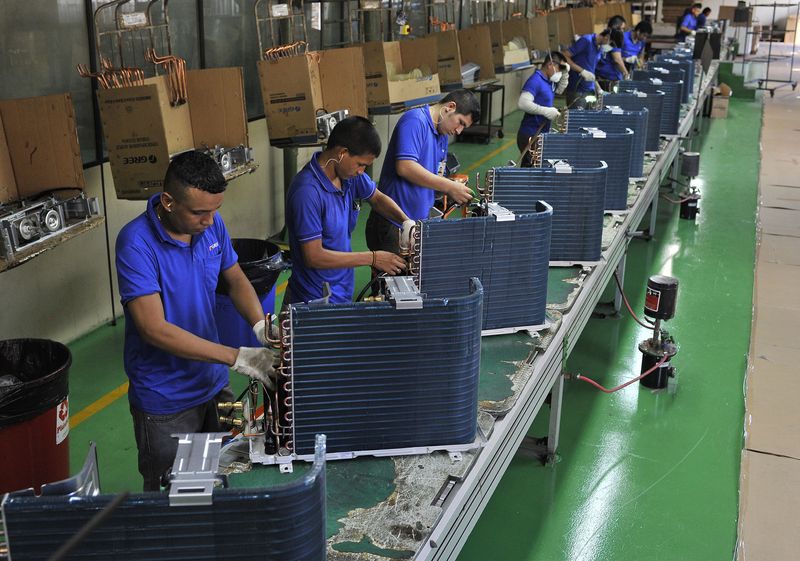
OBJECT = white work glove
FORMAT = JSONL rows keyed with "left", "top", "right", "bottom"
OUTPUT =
{"left": 252, "top": 318, "right": 279, "bottom": 346}
{"left": 232, "top": 347, "right": 278, "bottom": 390}
{"left": 399, "top": 219, "right": 416, "bottom": 252}
{"left": 690, "top": 30, "right": 696, "bottom": 36}
{"left": 625, "top": 55, "right": 639, "bottom": 64}
{"left": 543, "top": 106, "right": 560, "bottom": 121}
{"left": 580, "top": 69, "right": 595, "bottom": 82}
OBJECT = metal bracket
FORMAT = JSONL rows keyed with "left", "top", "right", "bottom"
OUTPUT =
{"left": 280, "top": 462, "right": 294, "bottom": 474}
{"left": 582, "top": 126, "right": 607, "bottom": 138}
{"left": 385, "top": 276, "right": 423, "bottom": 309}
{"left": 167, "top": 432, "right": 229, "bottom": 507}
{"left": 448, "top": 452, "right": 463, "bottom": 463}
{"left": 486, "top": 202, "right": 515, "bottom": 221}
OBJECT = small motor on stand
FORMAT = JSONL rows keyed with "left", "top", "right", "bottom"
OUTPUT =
{"left": 679, "top": 152, "right": 701, "bottom": 220}
{"left": 638, "top": 275, "right": 680, "bottom": 389}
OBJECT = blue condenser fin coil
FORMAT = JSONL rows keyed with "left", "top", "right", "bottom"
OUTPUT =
{"left": 539, "top": 129, "right": 633, "bottom": 210}
{"left": 415, "top": 207, "right": 551, "bottom": 331}
{"left": 2, "top": 438, "right": 328, "bottom": 561}
{"left": 600, "top": 91, "right": 664, "bottom": 152}
{"left": 565, "top": 108, "right": 648, "bottom": 177}
{"left": 643, "top": 63, "right": 690, "bottom": 103}
{"left": 288, "top": 279, "right": 483, "bottom": 455}
{"left": 618, "top": 79, "right": 681, "bottom": 135}
{"left": 488, "top": 162, "right": 608, "bottom": 263}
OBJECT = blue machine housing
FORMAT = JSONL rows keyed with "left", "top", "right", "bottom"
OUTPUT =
{"left": 538, "top": 129, "right": 633, "bottom": 211}
{"left": 415, "top": 206, "right": 551, "bottom": 333}
{"left": 565, "top": 108, "right": 648, "bottom": 177}
{"left": 2, "top": 438, "right": 328, "bottom": 561}
{"left": 600, "top": 91, "right": 665, "bottom": 152}
{"left": 488, "top": 163, "right": 608, "bottom": 263}
{"left": 287, "top": 279, "right": 483, "bottom": 455}
{"left": 618, "top": 79, "right": 681, "bottom": 135}
{"left": 642, "top": 64, "right": 690, "bottom": 103}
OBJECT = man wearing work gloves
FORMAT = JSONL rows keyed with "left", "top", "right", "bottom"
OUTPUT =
{"left": 516, "top": 51, "right": 569, "bottom": 153}
{"left": 595, "top": 29, "right": 629, "bottom": 88}
{"left": 115, "top": 150, "right": 275, "bottom": 491}
{"left": 285, "top": 116, "right": 410, "bottom": 304}
{"left": 365, "top": 89, "right": 480, "bottom": 254}
{"left": 622, "top": 21, "right": 652, "bottom": 70}
{"left": 562, "top": 28, "right": 614, "bottom": 108}
{"left": 677, "top": 3, "right": 702, "bottom": 41}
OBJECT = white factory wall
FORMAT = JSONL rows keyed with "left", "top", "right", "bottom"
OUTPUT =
{"left": 0, "top": 75, "right": 529, "bottom": 346}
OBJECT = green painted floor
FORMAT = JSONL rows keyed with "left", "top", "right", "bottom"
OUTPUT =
{"left": 63, "top": 100, "right": 759, "bottom": 560}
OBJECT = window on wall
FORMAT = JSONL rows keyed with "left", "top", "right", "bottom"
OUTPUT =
{"left": 0, "top": 0, "right": 96, "bottom": 162}
{"left": 203, "top": 0, "right": 264, "bottom": 119}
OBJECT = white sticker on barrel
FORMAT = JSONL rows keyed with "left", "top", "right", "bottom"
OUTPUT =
{"left": 56, "top": 398, "right": 69, "bottom": 445}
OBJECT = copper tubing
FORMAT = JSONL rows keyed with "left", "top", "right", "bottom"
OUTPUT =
{"left": 145, "top": 47, "right": 187, "bottom": 105}
{"left": 77, "top": 64, "right": 111, "bottom": 89}
{"left": 263, "top": 41, "right": 307, "bottom": 61}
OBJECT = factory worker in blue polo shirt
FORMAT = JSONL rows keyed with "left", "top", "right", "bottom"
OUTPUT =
{"left": 365, "top": 89, "right": 480, "bottom": 253}
{"left": 697, "top": 7, "right": 711, "bottom": 29}
{"left": 115, "top": 151, "right": 276, "bottom": 491}
{"left": 677, "top": 3, "right": 702, "bottom": 41}
{"left": 595, "top": 29, "right": 629, "bottom": 87}
{"left": 562, "top": 28, "right": 614, "bottom": 109}
{"left": 516, "top": 51, "right": 569, "bottom": 154}
{"left": 285, "top": 116, "right": 409, "bottom": 304}
{"left": 622, "top": 22, "right": 652, "bottom": 69}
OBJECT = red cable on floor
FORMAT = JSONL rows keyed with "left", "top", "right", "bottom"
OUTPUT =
{"left": 660, "top": 193, "right": 696, "bottom": 204}
{"left": 612, "top": 271, "right": 655, "bottom": 329}
{"left": 575, "top": 354, "right": 669, "bottom": 393}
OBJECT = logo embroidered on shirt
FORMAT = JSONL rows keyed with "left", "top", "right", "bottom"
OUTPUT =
{"left": 208, "top": 242, "right": 219, "bottom": 252}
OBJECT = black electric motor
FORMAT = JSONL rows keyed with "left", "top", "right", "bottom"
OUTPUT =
{"left": 640, "top": 275, "right": 680, "bottom": 389}
{"left": 644, "top": 275, "right": 679, "bottom": 320}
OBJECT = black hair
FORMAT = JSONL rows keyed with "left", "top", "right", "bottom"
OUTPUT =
{"left": 702, "top": 7, "right": 712, "bottom": 14}
{"left": 544, "top": 50, "right": 566, "bottom": 65}
{"left": 608, "top": 15, "right": 627, "bottom": 30}
{"left": 326, "top": 116, "right": 382, "bottom": 157}
{"left": 164, "top": 150, "right": 227, "bottom": 198}
{"left": 692, "top": 3, "right": 703, "bottom": 9}
{"left": 634, "top": 21, "right": 653, "bottom": 35}
{"left": 610, "top": 29, "right": 625, "bottom": 49}
{"left": 441, "top": 89, "right": 481, "bottom": 124}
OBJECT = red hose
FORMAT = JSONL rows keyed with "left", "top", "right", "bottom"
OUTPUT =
{"left": 661, "top": 193, "right": 697, "bottom": 204}
{"left": 612, "top": 271, "right": 655, "bottom": 329}
{"left": 576, "top": 354, "right": 670, "bottom": 393}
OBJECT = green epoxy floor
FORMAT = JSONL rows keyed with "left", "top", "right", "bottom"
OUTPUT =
{"left": 63, "top": 100, "right": 759, "bottom": 560}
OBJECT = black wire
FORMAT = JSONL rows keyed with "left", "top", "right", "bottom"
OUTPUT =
{"left": 355, "top": 274, "right": 385, "bottom": 302}
{"left": 47, "top": 491, "right": 130, "bottom": 561}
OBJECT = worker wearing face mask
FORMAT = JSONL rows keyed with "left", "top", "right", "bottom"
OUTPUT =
{"left": 595, "top": 29, "right": 629, "bottom": 88}
{"left": 622, "top": 21, "right": 653, "bottom": 70}
{"left": 562, "top": 28, "right": 614, "bottom": 108}
{"left": 516, "top": 51, "right": 570, "bottom": 153}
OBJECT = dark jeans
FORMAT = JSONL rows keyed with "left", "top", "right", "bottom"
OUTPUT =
{"left": 365, "top": 210, "right": 400, "bottom": 253}
{"left": 130, "top": 384, "right": 234, "bottom": 491}
{"left": 566, "top": 90, "right": 589, "bottom": 110}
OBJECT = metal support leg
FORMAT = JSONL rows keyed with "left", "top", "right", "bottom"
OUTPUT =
{"left": 546, "top": 374, "right": 564, "bottom": 461}
{"left": 648, "top": 191, "right": 659, "bottom": 238}
{"left": 613, "top": 253, "right": 627, "bottom": 314}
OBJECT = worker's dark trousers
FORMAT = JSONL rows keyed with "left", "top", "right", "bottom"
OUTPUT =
{"left": 365, "top": 211, "right": 400, "bottom": 254}
{"left": 565, "top": 90, "right": 589, "bottom": 110}
{"left": 130, "top": 384, "right": 234, "bottom": 491}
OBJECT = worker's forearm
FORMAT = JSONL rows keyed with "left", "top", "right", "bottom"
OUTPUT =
{"left": 561, "top": 52, "right": 582, "bottom": 73}
{"left": 140, "top": 321, "right": 238, "bottom": 366}
{"left": 303, "top": 247, "right": 372, "bottom": 270}
{"left": 396, "top": 160, "right": 453, "bottom": 194}
{"left": 368, "top": 191, "right": 409, "bottom": 225}
{"left": 227, "top": 276, "right": 266, "bottom": 327}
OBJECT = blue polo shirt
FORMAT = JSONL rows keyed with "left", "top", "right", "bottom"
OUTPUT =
{"left": 286, "top": 152, "right": 377, "bottom": 304}
{"left": 115, "top": 193, "right": 237, "bottom": 415}
{"left": 696, "top": 13, "right": 707, "bottom": 28}
{"left": 677, "top": 13, "right": 697, "bottom": 40}
{"left": 596, "top": 47, "right": 624, "bottom": 81}
{"left": 519, "top": 70, "right": 556, "bottom": 137}
{"left": 567, "top": 34, "right": 602, "bottom": 93}
{"left": 378, "top": 106, "right": 448, "bottom": 221}
{"left": 622, "top": 31, "right": 645, "bottom": 59}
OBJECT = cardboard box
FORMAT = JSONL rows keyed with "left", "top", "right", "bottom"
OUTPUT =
{"left": 98, "top": 67, "right": 248, "bottom": 200}
{"left": 458, "top": 26, "right": 496, "bottom": 82}
{"left": 259, "top": 47, "right": 367, "bottom": 145}
{"left": 436, "top": 30, "right": 463, "bottom": 87}
{"left": 570, "top": 7, "right": 594, "bottom": 36}
{"left": 527, "top": 16, "right": 550, "bottom": 53}
{"left": 547, "top": 9, "right": 574, "bottom": 50}
{"left": 362, "top": 38, "right": 441, "bottom": 108}
{"left": 711, "top": 94, "right": 729, "bottom": 118}
{"left": 0, "top": 93, "right": 85, "bottom": 203}
{"left": 485, "top": 21, "right": 531, "bottom": 70}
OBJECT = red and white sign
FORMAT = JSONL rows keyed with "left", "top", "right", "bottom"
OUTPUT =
{"left": 56, "top": 398, "right": 69, "bottom": 445}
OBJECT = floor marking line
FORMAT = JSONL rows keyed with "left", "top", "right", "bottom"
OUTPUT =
{"left": 71, "top": 381, "right": 129, "bottom": 429}
{"left": 461, "top": 138, "right": 518, "bottom": 175}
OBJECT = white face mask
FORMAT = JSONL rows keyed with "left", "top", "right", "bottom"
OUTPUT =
{"left": 601, "top": 44, "right": 613, "bottom": 53}
{"left": 550, "top": 71, "right": 563, "bottom": 83}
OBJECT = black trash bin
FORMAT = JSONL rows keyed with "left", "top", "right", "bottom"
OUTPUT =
{"left": 214, "top": 239, "right": 287, "bottom": 348}
{"left": 0, "top": 339, "right": 71, "bottom": 494}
